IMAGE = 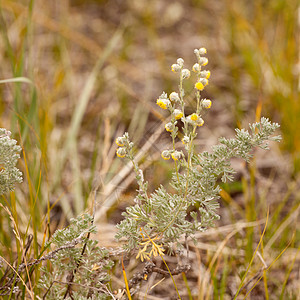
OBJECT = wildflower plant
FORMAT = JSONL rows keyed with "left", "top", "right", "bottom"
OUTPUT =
{"left": 115, "top": 48, "right": 281, "bottom": 261}
{"left": 0, "top": 128, "right": 22, "bottom": 195}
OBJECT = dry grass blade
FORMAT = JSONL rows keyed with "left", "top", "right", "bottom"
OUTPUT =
{"left": 0, "top": 77, "right": 33, "bottom": 84}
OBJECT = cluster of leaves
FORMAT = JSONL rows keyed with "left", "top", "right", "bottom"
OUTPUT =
{"left": 38, "top": 214, "right": 114, "bottom": 300}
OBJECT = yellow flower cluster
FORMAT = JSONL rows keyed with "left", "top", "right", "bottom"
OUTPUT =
{"left": 154, "top": 48, "right": 212, "bottom": 164}
{"left": 115, "top": 135, "right": 128, "bottom": 158}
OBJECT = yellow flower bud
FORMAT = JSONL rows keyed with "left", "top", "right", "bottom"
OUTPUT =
{"left": 182, "top": 69, "right": 190, "bottom": 79}
{"left": 171, "top": 151, "right": 182, "bottom": 161}
{"left": 202, "top": 99, "right": 212, "bottom": 109}
{"left": 190, "top": 113, "right": 198, "bottom": 121}
{"left": 192, "top": 63, "right": 200, "bottom": 73}
{"left": 182, "top": 136, "right": 190, "bottom": 144}
{"left": 115, "top": 137, "right": 125, "bottom": 147}
{"left": 195, "top": 82, "right": 204, "bottom": 91}
{"left": 169, "top": 92, "right": 180, "bottom": 102}
{"left": 199, "top": 47, "right": 207, "bottom": 55}
{"left": 171, "top": 64, "right": 181, "bottom": 72}
{"left": 156, "top": 99, "right": 170, "bottom": 109}
{"left": 173, "top": 109, "right": 183, "bottom": 120}
{"left": 199, "top": 57, "right": 208, "bottom": 66}
{"left": 116, "top": 147, "right": 126, "bottom": 158}
{"left": 165, "top": 122, "right": 174, "bottom": 132}
{"left": 161, "top": 150, "right": 171, "bottom": 160}
{"left": 196, "top": 118, "right": 204, "bottom": 127}
{"left": 200, "top": 70, "right": 210, "bottom": 79}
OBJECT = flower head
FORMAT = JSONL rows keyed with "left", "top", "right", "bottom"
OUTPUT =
{"left": 199, "top": 47, "right": 207, "bottom": 55}
{"left": 192, "top": 63, "right": 200, "bottom": 73}
{"left": 156, "top": 98, "right": 171, "bottom": 110}
{"left": 186, "top": 114, "right": 204, "bottom": 127}
{"left": 182, "top": 69, "right": 190, "bottom": 79}
{"left": 202, "top": 99, "right": 212, "bottom": 109}
{"left": 165, "top": 122, "right": 174, "bottom": 132}
{"left": 116, "top": 147, "right": 126, "bottom": 158}
{"left": 195, "top": 81, "right": 204, "bottom": 91}
{"left": 200, "top": 70, "right": 211, "bottom": 79}
{"left": 177, "top": 58, "right": 184, "bottom": 66}
{"left": 161, "top": 150, "right": 171, "bottom": 160}
{"left": 171, "top": 64, "right": 181, "bottom": 72}
{"left": 182, "top": 136, "right": 190, "bottom": 144}
{"left": 169, "top": 92, "right": 180, "bottom": 102}
{"left": 196, "top": 117, "right": 204, "bottom": 127}
{"left": 173, "top": 109, "right": 183, "bottom": 120}
{"left": 190, "top": 113, "right": 198, "bottom": 121}
{"left": 115, "top": 137, "right": 125, "bottom": 147}
{"left": 199, "top": 57, "right": 208, "bottom": 66}
{"left": 199, "top": 78, "right": 209, "bottom": 86}
{"left": 171, "top": 151, "right": 182, "bottom": 161}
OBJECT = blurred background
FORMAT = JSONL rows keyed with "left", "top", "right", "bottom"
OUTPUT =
{"left": 0, "top": 0, "right": 299, "bottom": 298}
